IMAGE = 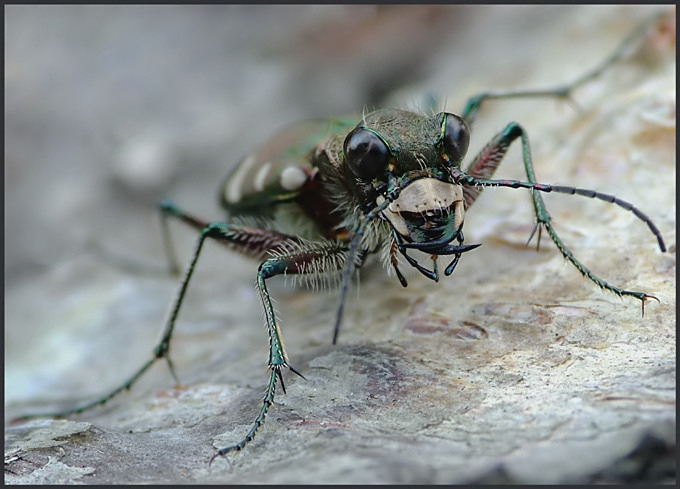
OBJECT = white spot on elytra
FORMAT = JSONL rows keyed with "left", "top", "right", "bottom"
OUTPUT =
{"left": 225, "top": 153, "right": 257, "bottom": 203}
{"left": 280, "top": 166, "right": 308, "bottom": 191}
{"left": 254, "top": 161, "right": 273, "bottom": 192}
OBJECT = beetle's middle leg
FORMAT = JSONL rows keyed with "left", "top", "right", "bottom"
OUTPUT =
{"left": 159, "top": 199, "right": 292, "bottom": 274}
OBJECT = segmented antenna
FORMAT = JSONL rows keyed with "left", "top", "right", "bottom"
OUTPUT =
{"left": 455, "top": 173, "right": 666, "bottom": 252}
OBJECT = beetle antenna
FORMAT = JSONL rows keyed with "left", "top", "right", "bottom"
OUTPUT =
{"left": 454, "top": 172, "right": 666, "bottom": 252}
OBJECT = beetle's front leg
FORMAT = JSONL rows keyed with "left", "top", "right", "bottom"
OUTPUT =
{"left": 211, "top": 240, "right": 350, "bottom": 462}
{"left": 459, "top": 122, "right": 658, "bottom": 311}
{"left": 209, "top": 258, "right": 298, "bottom": 463}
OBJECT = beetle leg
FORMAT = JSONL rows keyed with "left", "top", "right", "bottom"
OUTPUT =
{"left": 460, "top": 129, "right": 517, "bottom": 211}
{"left": 213, "top": 240, "right": 357, "bottom": 459}
{"left": 159, "top": 200, "right": 296, "bottom": 269}
{"left": 15, "top": 215, "right": 293, "bottom": 421}
{"left": 458, "top": 122, "right": 660, "bottom": 311}
{"left": 15, "top": 202, "right": 310, "bottom": 422}
{"left": 457, "top": 12, "right": 662, "bottom": 209}
{"left": 461, "top": 123, "right": 547, "bottom": 251}
{"left": 459, "top": 12, "right": 661, "bottom": 127}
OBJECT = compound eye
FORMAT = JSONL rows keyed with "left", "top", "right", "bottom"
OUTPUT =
{"left": 343, "top": 127, "right": 390, "bottom": 180}
{"left": 441, "top": 113, "right": 470, "bottom": 164}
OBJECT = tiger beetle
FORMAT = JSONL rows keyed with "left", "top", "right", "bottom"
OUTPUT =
{"left": 17, "top": 14, "right": 667, "bottom": 466}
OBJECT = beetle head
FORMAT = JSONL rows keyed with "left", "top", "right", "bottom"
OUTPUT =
{"left": 343, "top": 109, "right": 470, "bottom": 250}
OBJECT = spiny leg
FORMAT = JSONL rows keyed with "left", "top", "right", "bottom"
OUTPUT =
{"left": 159, "top": 200, "right": 293, "bottom": 274}
{"left": 15, "top": 205, "right": 297, "bottom": 421}
{"left": 461, "top": 122, "right": 548, "bottom": 251}
{"left": 460, "top": 12, "right": 663, "bottom": 126}
{"left": 210, "top": 260, "right": 294, "bottom": 464}
{"left": 455, "top": 14, "right": 667, "bottom": 256}
{"left": 454, "top": 122, "right": 664, "bottom": 313}
{"left": 211, "top": 240, "right": 352, "bottom": 462}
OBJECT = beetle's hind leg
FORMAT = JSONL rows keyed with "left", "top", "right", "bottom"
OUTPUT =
{"left": 459, "top": 12, "right": 662, "bottom": 126}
